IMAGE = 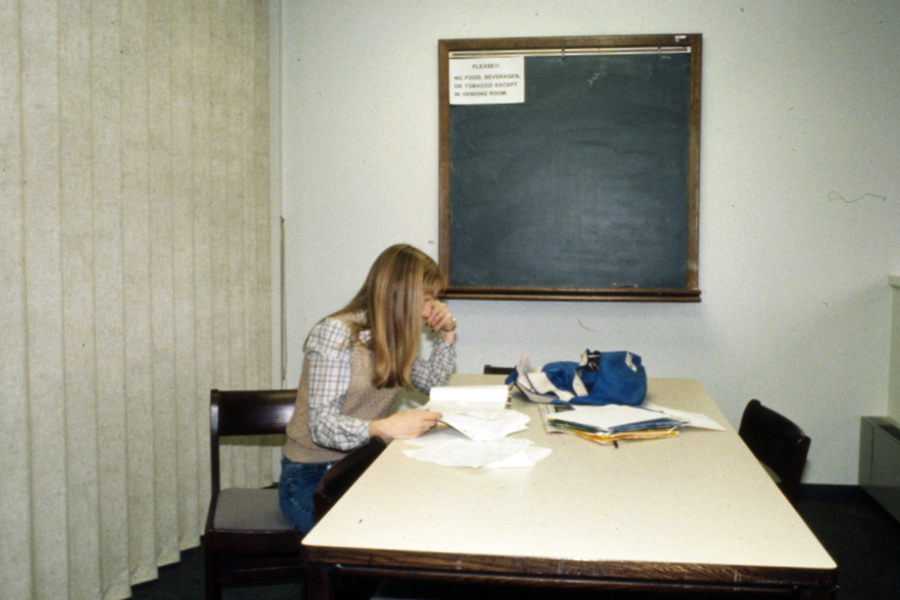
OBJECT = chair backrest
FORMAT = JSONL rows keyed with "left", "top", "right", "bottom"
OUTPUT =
{"left": 738, "top": 399, "right": 811, "bottom": 504}
{"left": 483, "top": 365, "right": 514, "bottom": 375}
{"left": 209, "top": 388, "right": 297, "bottom": 494}
{"left": 313, "top": 437, "right": 387, "bottom": 521}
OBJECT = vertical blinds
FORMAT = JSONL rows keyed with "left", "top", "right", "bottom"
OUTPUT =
{"left": 0, "top": 1, "right": 276, "bottom": 598}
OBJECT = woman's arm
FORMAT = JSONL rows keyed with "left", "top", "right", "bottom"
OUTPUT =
{"left": 370, "top": 340, "right": 451, "bottom": 440}
{"left": 412, "top": 298, "right": 457, "bottom": 393}
{"left": 371, "top": 337, "right": 455, "bottom": 440}
{"left": 410, "top": 336, "right": 456, "bottom": 394}
{"left": 308, "top": 317, "right": 445, "bottom": 445}
{"left": 306, "top": 318, "right": 370, "bottom": 450}
{"left": 368, "top": 409, "right": 442, "bottom": 440}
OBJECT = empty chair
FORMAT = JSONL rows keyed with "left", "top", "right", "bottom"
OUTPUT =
{"left": 313, "top": 437, "right": 387, "bottom": 521}
{"left": 204, "top": 388, "right": 303, "bottom": 600}
{"left": 738, "top": 399, "right": 811, "bottom": 505}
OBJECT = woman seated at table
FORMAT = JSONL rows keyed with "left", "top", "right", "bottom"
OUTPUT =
{"left": 279, "top": 243, "right": 457, "bottom": 532}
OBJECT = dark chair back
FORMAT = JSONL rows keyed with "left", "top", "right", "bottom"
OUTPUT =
{"left": 209, "top": 388, "right": 297, "bottom": 495}
{"left": 205, "top": 388, "right": 303, "bottom": 600}
{"left": 313, "top": 437, "right": 387, "bottom": 521}
{"left": 739, "top": 399, "right": 811, "bottom": 505}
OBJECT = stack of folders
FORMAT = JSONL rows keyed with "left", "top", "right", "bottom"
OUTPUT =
{"left": 541, "top": 403, "right": 722, "bottom": 445}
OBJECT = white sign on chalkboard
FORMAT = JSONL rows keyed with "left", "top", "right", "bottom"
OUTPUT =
{"left": 449, "top": 56, "right": 525, "bottom": 105}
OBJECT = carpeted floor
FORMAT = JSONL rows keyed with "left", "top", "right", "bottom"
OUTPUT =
{"left": 131, "top": 485, "right": 900, "bottom": 599}
{"left": 792, "top": 485, "right": 900, "bottom": 600}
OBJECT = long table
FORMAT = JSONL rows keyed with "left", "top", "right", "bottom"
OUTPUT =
{"left": 302, "top": 375, "right": 837, "bottom": 598}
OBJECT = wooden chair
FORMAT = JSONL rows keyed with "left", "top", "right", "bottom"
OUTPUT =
{"left": 483, "top": 365, "right": 514, "bottom": 375}
{"left": 204, "top": 388, "right": 303, "bottom": 600}
{"left": 738, "top": 399, "right": 811, "bottom": 505}
{"left": 313, "top": 437, "right": 387, "bottom": 521}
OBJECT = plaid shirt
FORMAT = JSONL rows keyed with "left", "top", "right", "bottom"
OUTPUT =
{"left": 306, "top": 313, "right": 456, "bottom": 451}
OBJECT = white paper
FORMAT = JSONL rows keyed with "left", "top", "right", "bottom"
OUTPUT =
{"left": 402, "top": 438, "right": 551, "bottom": 469}
{"left": 438, "top": 410, "right": 530, "bottom": 442}
{"left": 404, "top": 426, "right": 471, "bottom": 447}
{"left": 538, "top": 404, "right": 574, "bottom": 433}
{"left": 449, "top": 56, "right": 525, "bottom": 105}
{"left": 424, "top": 385, "right": 525, "bottom": 441}
{"left": 641, "top": 401, "right": 726, "bottom": 431}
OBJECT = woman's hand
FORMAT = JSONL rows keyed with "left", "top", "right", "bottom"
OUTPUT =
{"left": 422, "top": 298, "right": 456, "bottom": 344}
{"left": 369, "top": 409, "right": 442, "bottom": 440}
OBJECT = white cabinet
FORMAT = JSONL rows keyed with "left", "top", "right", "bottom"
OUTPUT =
{"left": 858, "top": 275, "right": 900, "bottom": 522}
{"left": 860, "top": 417, "right": 900, "bottom": 521}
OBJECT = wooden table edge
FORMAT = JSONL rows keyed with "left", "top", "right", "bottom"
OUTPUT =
{"left": 302, "top": 544, "right": 837, "bottom": 589}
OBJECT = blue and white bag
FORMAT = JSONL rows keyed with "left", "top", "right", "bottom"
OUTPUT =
{"left": 507, "top": 350, "right": 647, "bottom": 406}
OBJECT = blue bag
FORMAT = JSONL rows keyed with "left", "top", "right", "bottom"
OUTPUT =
{"left": 508, "top": 350, "right": 647, "bottom": 406}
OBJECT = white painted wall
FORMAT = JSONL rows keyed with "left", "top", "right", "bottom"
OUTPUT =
{"left": 279, "top": 0, "right": 900, "bottom": 484}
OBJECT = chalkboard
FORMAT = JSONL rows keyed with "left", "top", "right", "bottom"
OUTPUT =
{"left": 438, "top": 35, "right": 702, "bottom": 302}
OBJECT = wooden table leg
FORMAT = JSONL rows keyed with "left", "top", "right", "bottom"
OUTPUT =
{"left": 304, "top": 563, "right": 336, "bottom": 600}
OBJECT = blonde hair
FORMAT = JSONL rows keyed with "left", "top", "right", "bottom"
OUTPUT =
{"left": 332, "top": 244, "right": 446, "bottom": 389}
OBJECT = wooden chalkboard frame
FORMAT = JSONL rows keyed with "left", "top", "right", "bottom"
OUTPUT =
{"left": 438, "top": 34, "right": 702, "bottom": 302}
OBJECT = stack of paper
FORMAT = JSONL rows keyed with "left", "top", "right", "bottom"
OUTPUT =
{"left": 541, "top": 402, "right": 724, "bottom": 445}
{"left": 641, "top": 401, "right": 726, "bottom": 431}
{"left": 425, "top": 385, "right": 529, "bottom": 442}
{"left": 426, "top": 384, "right": 507, "bottom": 413}
{"left": 403, "top": 430, "right": 551, "bottom": 468}
{"left": 545, "top": 404, "right": 682, "bottom": 432}
{"left": 401, "top": 385, "right": 551, "bottom": 468}
{"left": 561, "top": 427, "right": 679, "bottom": 445}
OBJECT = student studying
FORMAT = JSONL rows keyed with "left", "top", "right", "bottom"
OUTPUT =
{"left": 278, "top": 244, "right": 457, "bottom": 533}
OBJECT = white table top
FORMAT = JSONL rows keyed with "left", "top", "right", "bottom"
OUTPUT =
{"left": 304, "top": 375, "right": 835, "bottom": 576}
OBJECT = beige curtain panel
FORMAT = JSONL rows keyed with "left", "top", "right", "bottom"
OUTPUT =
{"left": 0, "top": 1, "right": 277, "bottom": 598}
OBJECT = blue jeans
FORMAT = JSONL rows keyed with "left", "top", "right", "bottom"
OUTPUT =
{"left": 278, "top": 456, "right": 337, "bottom": 532}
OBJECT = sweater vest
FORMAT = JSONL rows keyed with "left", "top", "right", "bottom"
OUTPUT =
{"left": 283, "top": 336, "right": 399, "bottom": 464}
